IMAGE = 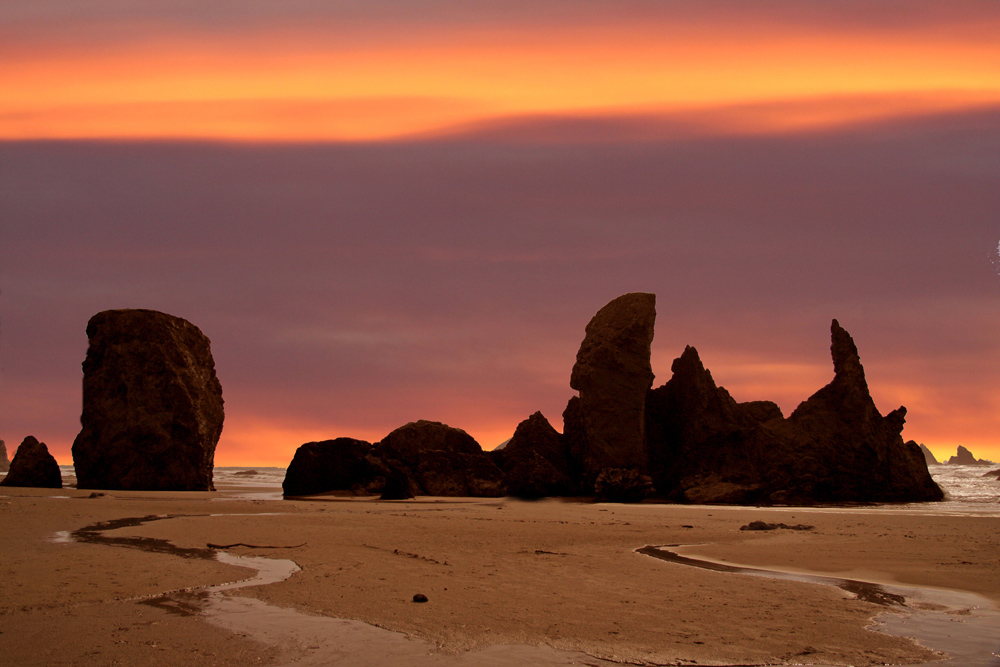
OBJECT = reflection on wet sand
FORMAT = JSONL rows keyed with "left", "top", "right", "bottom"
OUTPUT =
{"left": 68, "top": 514, "right": 624, "bottom": 667}
{"left": 639, "top": 544, "right": 1000, "bottom": 667}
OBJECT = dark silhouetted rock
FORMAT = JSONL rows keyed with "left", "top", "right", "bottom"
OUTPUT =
{"left": 918, "top": 443, "right": 938, "bottom": 465}
{"left": 413, "top": 593, "right": 428, "bottom": 603}
{"left": 0, "top": 439, "right": 8, "bottom": 473}
{"left": 568, "top": 293, "right": 656, "bottom": 493}
{"left": 72, "top": 309, "right": 224, "bottom": 491}
{"left": 645, "top": 345, "right": 783, "bottom": 503}
{"left": 981, "top": 468, "right": 1000, "bottom": 480}
{"left": 282, "top": 438, "right": 391, "bottom": 496}
{"left": 740, "top": 521, "right": 813, "bottom": 531}
{"left": 593, "top": 468, "right": 654, "bottom": 503}
{"left": 946, "top": 445, "right": 993, "bottom": 466}
{"left": 492, "top": 412, "right": 573, "bottom": 498}
{"left": 773, "top": 321, "right": 942, "bottom": 502}
{"left": 380, "top": 466, "right": 417, "bottom": 500}
{"left": 0, "top": 436, "right": 62, "bottom": 488}
{"left": 646, "top": 320, "right": 942, "bottom": 504}
{"left": 374, "top": 420, "right": 503, "bottom": 497}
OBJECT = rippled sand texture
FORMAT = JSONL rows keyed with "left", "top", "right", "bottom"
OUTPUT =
{"left": 1, "top": 485, "right": 998, "bottom": 666}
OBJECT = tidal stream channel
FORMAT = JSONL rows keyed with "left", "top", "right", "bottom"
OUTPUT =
{"left": 67, "top": 514, "right": 998, "bottom": 667}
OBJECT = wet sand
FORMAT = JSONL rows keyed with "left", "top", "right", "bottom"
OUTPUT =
{"left": 1, "top": 485, "right": 998, "bottom": 666}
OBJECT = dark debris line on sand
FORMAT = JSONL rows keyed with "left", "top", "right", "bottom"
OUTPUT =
{"left": 739, "top": 521, "right": 814, "bottom": 531}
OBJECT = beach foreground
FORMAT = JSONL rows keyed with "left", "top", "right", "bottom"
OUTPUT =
{"left": 1, "top": 485, "right": 997, "bottom": 666}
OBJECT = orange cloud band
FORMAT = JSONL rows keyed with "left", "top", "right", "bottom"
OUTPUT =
{"left": 3, "top": 24, "right": 1000, "bottom": 140}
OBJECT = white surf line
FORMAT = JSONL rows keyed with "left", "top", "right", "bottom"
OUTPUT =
{"left": 638, "top": 544, "right": 1000, "bottom": 667}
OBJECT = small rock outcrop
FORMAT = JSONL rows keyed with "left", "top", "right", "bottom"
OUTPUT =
{"left": 374, "top": 421, "right": 503, "bottom": 497}
{"left": 946, "top": 445, "right": 993, "bottom": 466}
{"left": 72, "top": 309, "right": 224, "bottom": 491}
{"left": 282, "top": 438, "right": 391, "bottom": 496}
{"left": 281, "top": 421, "right": 501, "bottom": 498}
{"left": 491, "top": 412, "right": 573, "bottom": 498}
{"left": 567, "top": 293, "right": 656, "bottom": 493}
{"left": 0, "top": 439, "right": 8, "bottom": 473}
{"left": 918, "top": 443, "right": 938, "bottom": 465}
{"left": 0, "top": 436, "right": 62, "bottom": 488}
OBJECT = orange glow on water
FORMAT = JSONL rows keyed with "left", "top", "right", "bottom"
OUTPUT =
{"left": 4, "top": 22, "right": 1000, "bottom": 141}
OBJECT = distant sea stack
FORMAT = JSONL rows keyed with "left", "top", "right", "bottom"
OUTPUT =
{"left": 0, "top": 439, "right": 9, "bottom": 472}
{"left": 918, "top": 443, "right": 939, "bottom": 465}
{"left": 72, "top": 309, "right": 224, "bottom": 491}
{"left": 565, "top": 292, "right": 656, "bottom": 496}
{"left": 0, "top": 436, "right": 62, "bottom": 488}
{"left": 946, "top": 445, "right": 993, "bottom": 466}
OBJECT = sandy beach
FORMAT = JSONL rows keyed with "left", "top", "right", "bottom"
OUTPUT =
{"left": 1, "top": 483, "right": 997, "bottom": 667}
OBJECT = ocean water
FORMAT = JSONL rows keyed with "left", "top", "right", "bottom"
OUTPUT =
{"left": 215, "top": 463, "right": 1000, "bottom": 512}
{"left": 916, "top": 464, "right": 1000, "bottom": 516}
{"left": 212, "top": 466, "right": 287, "bottom": 489}
{"left": 12, "top": 463, "right": 1000, "bottom": 511}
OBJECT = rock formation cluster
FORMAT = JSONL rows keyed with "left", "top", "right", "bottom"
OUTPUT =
{"left": 284, "top": 292, "right": 942, "bottom": 504}
{"left": 72, "top": 309, "right": 224, "bottom": 491}
{"left": 283, "top": 421, "right": 502, "bottom": 498}
{"left": 0, "top": 436, "right": 62, "bottom": 488}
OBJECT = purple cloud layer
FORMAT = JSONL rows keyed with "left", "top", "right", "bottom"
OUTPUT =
{"left": 2, "top": 109, "right": 999, "bottom": 463}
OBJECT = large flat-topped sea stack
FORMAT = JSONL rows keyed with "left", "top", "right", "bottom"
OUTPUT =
{"left": 0, "top": 436, "right": 62, "bottom": 488}
{"left": 566, "top": 292, "right": 656, "bottom": 493}
{"left": 72, "top": 309, "right": 224, "bottom": 491}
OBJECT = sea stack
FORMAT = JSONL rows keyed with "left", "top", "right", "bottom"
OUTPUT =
{"left": 918, "top": 443, "right": 938, "bottom": 465}
{"left": 0, "top": 439, "right": 8, "bottom": 473}
{"left": 72, "top": 309, "right": 224, "bottom": 491}
{"left": 645, "top": 320, "right": 942, "bottom": 503}
{"left": 565, "top": 293, "right": 656, "bottom": 495}
{"left": 947, "top": 445, "right": 992, "bottom": 465}
{"left": 0, "top": 436, "right": 62, "bottom": 488}
{"left": 774, "top": 320, "right": 942, "bottom": 502}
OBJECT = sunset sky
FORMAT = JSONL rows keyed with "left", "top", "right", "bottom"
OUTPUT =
{"left": 2, "top": 1, "right": 999, "bottom": 466}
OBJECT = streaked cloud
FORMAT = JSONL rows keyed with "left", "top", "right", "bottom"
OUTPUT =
{"left": 2, "top": 2, "right": 999, "bottom": 466}
{"left": 3, "top": 2, "right": 1000, "bottom": 140}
